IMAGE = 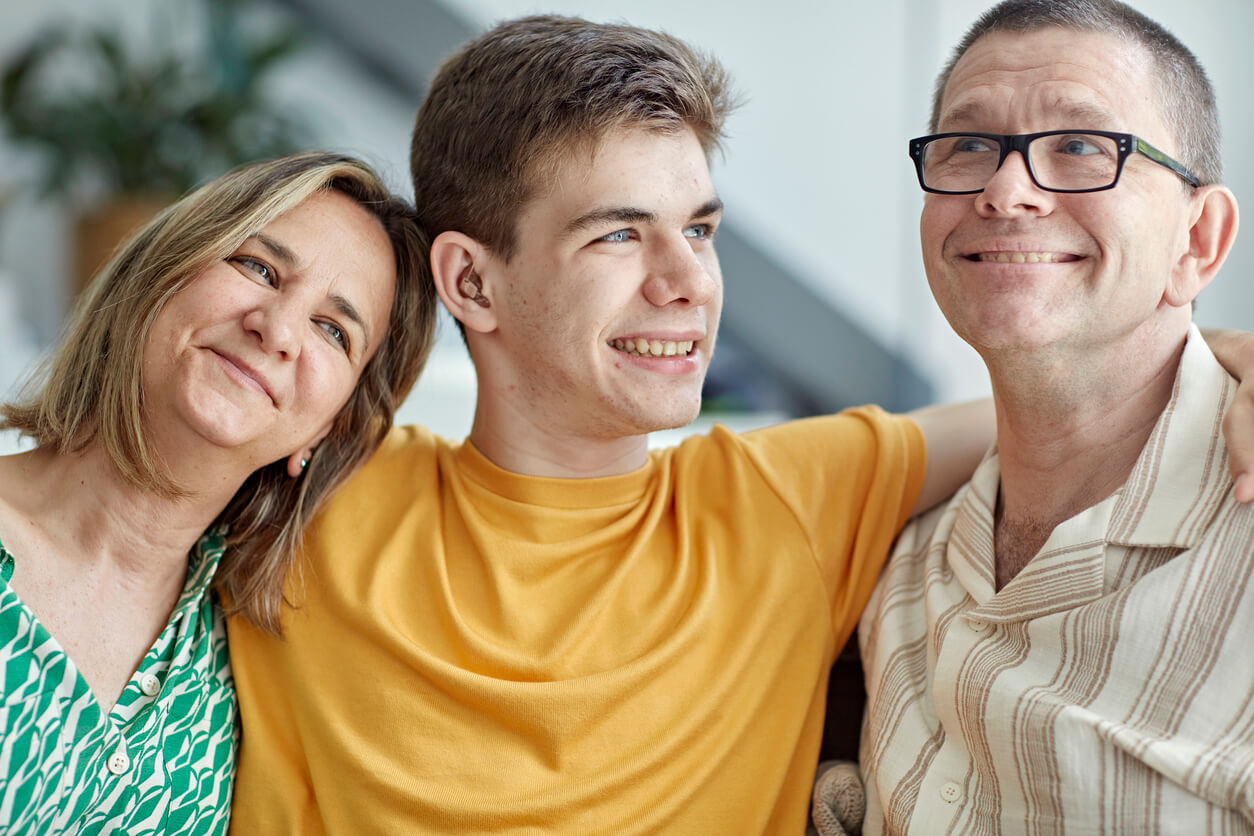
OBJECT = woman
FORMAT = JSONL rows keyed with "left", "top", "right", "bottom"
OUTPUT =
{"left": 0, "top": 152, "right": 437, "bottom": 833}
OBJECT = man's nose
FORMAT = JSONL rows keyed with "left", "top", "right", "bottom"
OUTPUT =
{"left": 975, "top": 151, "right": 1055, "bottom": 218}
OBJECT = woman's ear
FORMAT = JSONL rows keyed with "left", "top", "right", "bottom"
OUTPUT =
{"left": 431, "top": 231, "right": 498, "bottom": 334}
{"left": 1166, "top": 184, "right": 1240, "bottom": 307}
{"left": 285, "top": 422, "right": 333, "bottom": 478}
{"left": 286, "top": 450, "right": 309, "bottom": 479}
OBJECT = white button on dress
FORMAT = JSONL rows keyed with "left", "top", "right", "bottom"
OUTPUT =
{"left": 140, "top": 674, "right": 162, "bottom": 696}
{"left": 940, "top": 781, "right": 962, "bottom": 803}
{"left": 107, "top": 750, "right": 131, "bottom": 775}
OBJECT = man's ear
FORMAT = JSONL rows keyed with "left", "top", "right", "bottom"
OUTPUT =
{"left": 431, "top": 231, "right": 498, "bottom": 334}
{"left": 1166, "top": 184, "right": 1240, "bottom": 307}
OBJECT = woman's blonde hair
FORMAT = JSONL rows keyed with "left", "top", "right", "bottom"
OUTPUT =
{"left": 3, "top": 152, "right": 438, "bottom": 632}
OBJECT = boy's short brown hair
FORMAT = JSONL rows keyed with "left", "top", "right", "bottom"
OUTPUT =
{"left": 410, "top": 15, "right": 735, "bottom": 259}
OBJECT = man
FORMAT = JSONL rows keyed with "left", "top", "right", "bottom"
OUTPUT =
{"left": 223, "top": 16, "right": 1001, "bottom": 834}
{"left": 858, "top": 1, "right": 1254, "bottom": 832}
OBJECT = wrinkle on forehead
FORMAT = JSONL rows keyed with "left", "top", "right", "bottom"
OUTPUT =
{"left": 938, "top": 30, "right": 1154, "bottom": 134}
{"left": 941, "top": 97, "right": 1122, "bottom": 133}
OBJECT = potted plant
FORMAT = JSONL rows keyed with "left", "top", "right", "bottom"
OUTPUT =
{"left": 0, "top": 0, "right": 309, "bottom": 291}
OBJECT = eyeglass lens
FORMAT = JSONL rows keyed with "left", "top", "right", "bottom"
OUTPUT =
{"left": 921, "top": 133, "right": 1121, "bottom": 192}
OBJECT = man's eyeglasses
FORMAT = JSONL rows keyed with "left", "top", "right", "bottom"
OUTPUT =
{"left": 908, "top": 130, "right": 1201, "bottom": 195}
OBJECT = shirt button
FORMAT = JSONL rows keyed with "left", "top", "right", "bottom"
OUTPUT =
{"left": 139, "top": 674, "right": 162, "bottom": 696}
{"left": 969, "top": 620, "right": 988, "bottom": 633}
{"left": 940, "top": 781, "right": 962, "bottom": 803}
{"left": 107, "top": 750, "right": 131, "bottom": 775}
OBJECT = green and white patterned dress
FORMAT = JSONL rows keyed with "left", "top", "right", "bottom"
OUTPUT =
{"left": 0, "top": 530, "right": 237, "bottom": 834}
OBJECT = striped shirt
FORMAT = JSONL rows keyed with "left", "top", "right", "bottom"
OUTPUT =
{"left": 0, "top": 530, "right": 236, "bottom": 834}
{"left": 860, "top": 326, "right": 1254, "bottom": 835}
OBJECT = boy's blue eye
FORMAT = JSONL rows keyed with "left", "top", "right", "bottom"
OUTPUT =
{"left": 601, "top": 229, "right": 631, "bottom": 243}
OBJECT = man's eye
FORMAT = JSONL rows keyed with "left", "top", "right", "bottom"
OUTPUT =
{"left": 954, "top": 138, "right": 996, "bottom": 153}
{"left": 231, "top": 256, "right": 276, "bottom": 285}
{"left": 684, "top": 224, "right": 712, "bottom": 240}
{"left": 1058, "top": 137, "right": 1103, "bottom": 155}
{"left": 318, "top": 320, "right": 349, "bottom": 351}
{"left": 600, "top": 229, "right": 631, "bottom": 243}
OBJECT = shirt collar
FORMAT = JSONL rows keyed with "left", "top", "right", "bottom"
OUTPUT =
{"left": 171, "top": 526, "right": 227, "bottom": 617}
{"left": 1106, "top": 324, "right": 1237, "bottom": 550}
{"left": 948, "top": 325, "right": 1236, "bottom": 615}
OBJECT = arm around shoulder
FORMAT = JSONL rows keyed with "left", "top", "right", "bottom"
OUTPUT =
{"left": 1203, "top": 328, "right": 1254, "bottom": 502}
{"left": 906, "top": 398, "right": 995, "bottom": 517}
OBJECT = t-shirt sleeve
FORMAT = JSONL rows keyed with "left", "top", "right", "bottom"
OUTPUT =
{"left": 737, "top": 406, "right": 927, "bottom": 647}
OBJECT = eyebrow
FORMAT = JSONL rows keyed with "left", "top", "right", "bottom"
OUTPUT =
{"left": 692, "top": 197, "right": 725, "bottom": 221}
{"left": 1051, "top": 101, "right": 1121, "bottom": 129}
{"left": 562, "top": 197, "right": 725, "bottom": 237}
{"left": 248, "top": 232, "right": 372, "bottom": 352}
{"left": 330, "top": 293, "right": 371, "bottom": 352}
{"left": 251, "top": 232, "right": 299, "bottom": 267}
{"left": 564, "top": 207, "right": 656, "bottom": 236}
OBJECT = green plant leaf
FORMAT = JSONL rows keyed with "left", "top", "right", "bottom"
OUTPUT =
{"left": 0, "top": 2, "right": 311, "bottom": 204}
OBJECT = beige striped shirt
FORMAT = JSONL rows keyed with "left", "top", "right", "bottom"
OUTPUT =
{"left": 860, "top": 326, "right": 1254, "bottom": 835}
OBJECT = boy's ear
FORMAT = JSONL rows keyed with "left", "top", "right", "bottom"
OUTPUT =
{"left": 431, "top": 231, "right": 498, "bottom": 334}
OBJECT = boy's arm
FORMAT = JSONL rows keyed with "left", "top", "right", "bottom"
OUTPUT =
{"left": 906, "top": 398, "right": 995, "bottom": 517}
{"left": 1204, "top": 328, "right": 1254, "bottom": 502}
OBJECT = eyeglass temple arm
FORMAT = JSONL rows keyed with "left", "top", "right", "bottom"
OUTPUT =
{"left": 1135, "top": 137, "right": 1201, "bottom": 187}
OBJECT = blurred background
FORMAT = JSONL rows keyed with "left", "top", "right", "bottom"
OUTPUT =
{"left": 1, "top": 0, "right": 1251, "bottom": 455}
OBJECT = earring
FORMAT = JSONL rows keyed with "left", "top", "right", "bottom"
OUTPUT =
{"left": 300, "top": 458, "right": 308, "bottom": 470}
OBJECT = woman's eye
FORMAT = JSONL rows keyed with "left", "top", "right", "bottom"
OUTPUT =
{"left": 232, "top": 256, "right": 275, "bottom": 285}
{"left": 600, "top": 229, "right": 631, "bottom": 243}
{"left": 318, "top": 320, "right": 348, "bottom": 350}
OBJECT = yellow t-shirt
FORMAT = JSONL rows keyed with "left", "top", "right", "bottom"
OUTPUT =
{"left": 228, "top": 407, "right": 925, "bottom": 834}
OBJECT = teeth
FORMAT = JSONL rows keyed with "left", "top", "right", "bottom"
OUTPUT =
{"left": 611, "top": 339, "right": 696, "bottom": 358}
{"left": 978, "top": 252, "right": 1064, "bottom": 263}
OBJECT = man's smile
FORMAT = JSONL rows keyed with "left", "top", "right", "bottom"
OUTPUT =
{"left": 967, "top": 251, "right": 1082, "bottom": 263}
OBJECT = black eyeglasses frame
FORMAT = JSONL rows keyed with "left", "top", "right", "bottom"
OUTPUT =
{"left": 907, "top": 130, "right": 1201, "bottom": 195}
